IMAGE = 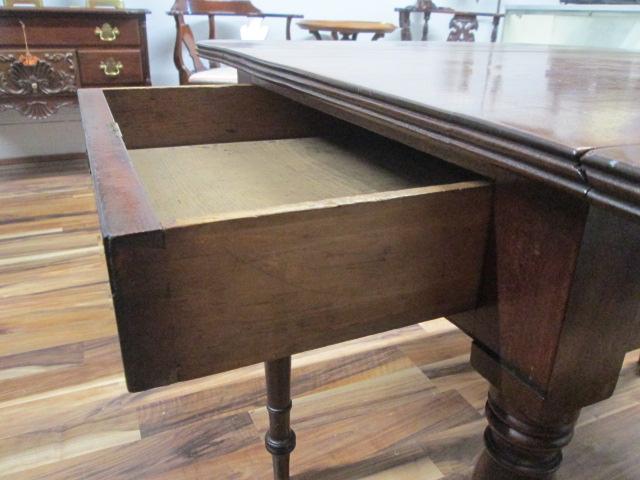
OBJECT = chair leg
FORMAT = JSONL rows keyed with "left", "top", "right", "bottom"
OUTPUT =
{"left": 265, "top": 357, "right": 296, "bottom": 480}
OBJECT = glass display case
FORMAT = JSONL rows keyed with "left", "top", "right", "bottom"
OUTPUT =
{"left": 502, "top": 4, "right": 640, "bottom": 50}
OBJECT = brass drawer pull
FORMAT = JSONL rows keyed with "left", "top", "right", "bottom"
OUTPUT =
{"left": 95, "top": 23, "right": 120, "bottom": 42}
{"left": 100, "top": 58, "right": 123, "bottom": 77}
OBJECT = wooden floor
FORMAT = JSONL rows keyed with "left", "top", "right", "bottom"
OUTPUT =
{"left": 1, "top": 153, "right": 639, "bottom": 480}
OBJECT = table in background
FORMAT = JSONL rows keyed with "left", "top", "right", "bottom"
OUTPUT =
{"left": 297, "top": 20, "right": 396, "bottom": 41}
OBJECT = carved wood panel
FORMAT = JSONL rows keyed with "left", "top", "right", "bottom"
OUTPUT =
{"left": 0, "top": 50, "right": 79, "bottom": 96}
{"left": 447, "top": 14, "right": 479, "bottom": 42}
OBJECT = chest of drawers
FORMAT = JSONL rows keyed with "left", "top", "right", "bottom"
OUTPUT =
{"left": 0, "top": 7, "right": 150, "bottom": 96}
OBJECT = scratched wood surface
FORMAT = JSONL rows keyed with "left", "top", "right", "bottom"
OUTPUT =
{"left": 0, "top": 153, "right": 639, "bottom": 479}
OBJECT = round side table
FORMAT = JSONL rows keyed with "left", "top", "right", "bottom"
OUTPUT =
{"left": 297, "top": 20, "right": 396, "bottom": 40}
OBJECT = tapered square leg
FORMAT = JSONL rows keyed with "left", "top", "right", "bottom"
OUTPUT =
{"left": 264, "top": 357, "right": 296, "bottom": 480}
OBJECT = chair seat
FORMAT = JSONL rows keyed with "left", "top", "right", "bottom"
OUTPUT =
{"left": 189, "top": 66, "right": 238, "bottom": 84}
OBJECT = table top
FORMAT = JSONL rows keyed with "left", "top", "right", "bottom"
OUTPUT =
{"left": 197, "top": 41, "right": 640, "bottom": 218}
{"left": 0, "top": 6, "right": 150, "bottom": 15}
{"left": 297, "top": 20, "right": 396, "bottom": 33}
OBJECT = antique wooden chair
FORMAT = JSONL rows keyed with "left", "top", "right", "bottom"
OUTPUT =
{"left": 169, "top": 0, "right": 302, "bottom": 85}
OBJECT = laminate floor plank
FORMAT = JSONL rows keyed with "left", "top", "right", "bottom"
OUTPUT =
{"left": 1, "top": 153, "right": 639, "bottom": 480}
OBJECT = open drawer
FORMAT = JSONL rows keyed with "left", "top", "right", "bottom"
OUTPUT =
{"left": 79, "top": 85, "right": 492, "bottom": 392}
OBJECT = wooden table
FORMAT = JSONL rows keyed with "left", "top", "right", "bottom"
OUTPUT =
{"left": 297, "top": 20, "right": 396, "bottom": 40}
{"left": 0, "top": 7, "right": 151, "bottom": 96}
{"left": 80, "top": 41, "right": 640, "bottom": 480}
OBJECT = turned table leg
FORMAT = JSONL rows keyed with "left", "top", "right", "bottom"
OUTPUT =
{"left": 473, "top": 388, "right": 578, "bottom": 480}
{"left": 451, "top": 184, "right": 640, "bottom": 479}
{"left": 265, "top": 357, "right": 296, "bottom": 480}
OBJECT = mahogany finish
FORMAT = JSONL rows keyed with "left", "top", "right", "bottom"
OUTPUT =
{"left": 265, "top": 357, "right": 296, "bottom": 480}
{"left": 197, "top": 41, "right": 640, "bottom": 217}
{"left": 0, "top": 6, "right": 151, "bottom": 94}
{"left": 196, "top": 41, "right": 640, "bottom": 479}
{"left": 79, "top": 85, "right": 491, "bottom": 394}
{"left": 77, "top": 49, "right": 144, "bottom": 86}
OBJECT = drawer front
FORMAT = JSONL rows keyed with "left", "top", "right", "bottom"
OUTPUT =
{"left": 0, "top": 16, "right": 141, "bottom": 47}
{"left": 78, "top": 49, "right": 143, "bottom": 86}
{"left": 114, "top": 178, "right": 492, "bottom": 392}
{"left": 0, "top": 49, "right": 79, "bottom": 96}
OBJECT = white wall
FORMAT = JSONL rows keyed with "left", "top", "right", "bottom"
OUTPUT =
{"left": 38, "top": 0, "right": 562, "bottom": 85}
{"left": 120, "top": 0, "right": 556, "bottom": 86}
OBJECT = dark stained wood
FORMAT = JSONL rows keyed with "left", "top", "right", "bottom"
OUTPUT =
{"left": 451, "top": 181, "right": 589, "bottom": 391}
{"left": 0, "top": 7, "right": 151, "bottom": 91}
{"left": 543, "top": 206, "right": 640, "bottom": 406}
{"left": 465, "top": 200, "right": 640, "bottom": 478}
{"left": 169, "top": 0, "right": 263, "bottom": 16}
{"left": 584, "top": 144, "right": 640, "bottom": 175}
{"left": 473, "top": 388, "right": 579, "bottom": 480}
{"left": 106, "top": 181, "right": 490, "bottom": 391}
{"left": 0, "top": 49, "right": 79, "bottom": 96}
{"left": 77, "top": 49, "right": 144, "bottom": 86}
{"left": 196, "top": 41, "right": 640, "bottom": 219}
{"left": 581, "top": 144, "right": 640, "bottom": 218}
{"left": 0, "top": 14, "right": 142, "bottom": 47}
{"left": 77, "top": 89, "right": 160, "bottom": 239}
{"left": 192, "top": 42, "right": 640, "bottom": 479}
{"left": 79, "top": 84, "right": 492, "bottom": 394}
{"left": 0, "top": 150, "right": 639, "bottom": 478}
{"left": 5, "top": 95, "right": 640, "bottom": 480}
{"left": 100, "top": 85, "right": 340, "bottom": 149}
{"left": 265, "top": 357, "right": 296, "bottom": 480}
{"left": 465, "top": 200, "right": 640, "bottom": 411}
{"left": 0, "top": 6, "right": 149, "bottom": 15}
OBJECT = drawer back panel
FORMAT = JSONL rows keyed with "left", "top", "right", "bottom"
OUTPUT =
{"left": 104, "top": 85, "right": 344, "bottom": 148}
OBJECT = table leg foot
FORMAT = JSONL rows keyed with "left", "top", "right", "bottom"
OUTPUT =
{"left": 473, "top": 388, "right": 578, "bottom": 480}
{"left": 265, "top": 357, "right": 296, "bottom": 480}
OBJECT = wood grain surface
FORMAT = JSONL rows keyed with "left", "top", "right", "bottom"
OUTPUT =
{"left": 78, "top": 49, "right": 144, "bottom": 86}
{"left": 0, "top": 152, "right": 639, "bottom": 479}
{"left": 101, "top": 86, "right": 338, "bottom": 150}
{"left": 297, "top": 20, "right": 396, "bottom": 34}
{"left": 128, "top": 136, "right": 475, "bottom": 226}
{"left": 109, "top": 179, "right": 491, "bottom": 391}
{"left": 80, "top": 84, "right": 493, "bottom": 392}
{"left": 196, "top": 42, "right": 640, "bottom": 219}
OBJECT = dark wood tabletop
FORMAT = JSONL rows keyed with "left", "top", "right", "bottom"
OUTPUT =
{"left": 0, "top": 6, "right": 151, "bottom": 15}
{"left": 196, "top": 40, "right": 640, "bottom": 480}
{"left": 197, "top": 41, "right": 640, "bottom": 218}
